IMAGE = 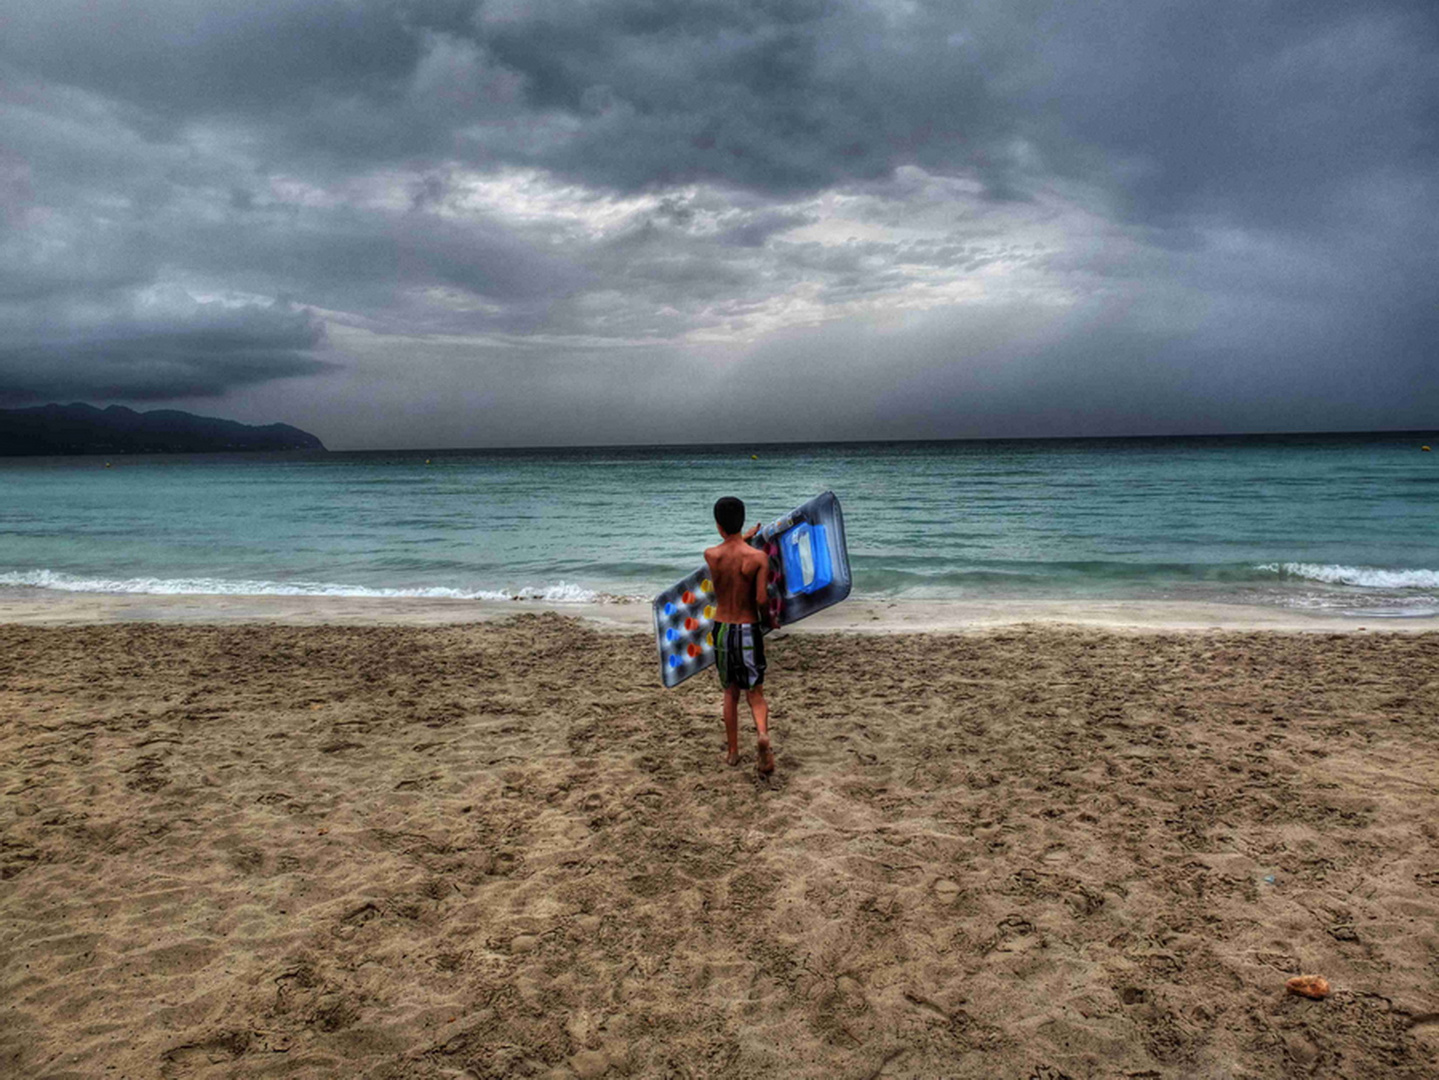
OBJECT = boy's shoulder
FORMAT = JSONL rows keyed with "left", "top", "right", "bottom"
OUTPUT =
{"left": 704, "top": 539, "right": 765, "bottom": 569}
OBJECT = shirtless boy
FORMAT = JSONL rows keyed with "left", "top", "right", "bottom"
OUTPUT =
{"left": 704, "top": 496, "right": 776, "bottom": 774}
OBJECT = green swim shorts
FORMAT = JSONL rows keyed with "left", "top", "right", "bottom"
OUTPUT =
{"left": 712, "top": 621, "right": 766, "bottom": 690}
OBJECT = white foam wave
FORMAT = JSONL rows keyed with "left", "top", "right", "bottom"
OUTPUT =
{"left": 1257, "top": 563, "right": 1439, "bottom": 589}
{"left": 0, "top": 569, "right": 627, "bottom": 604}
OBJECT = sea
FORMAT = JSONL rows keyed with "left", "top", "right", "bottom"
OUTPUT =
{"left": 2, "top": 432, "right": 1436, "bottom": 617}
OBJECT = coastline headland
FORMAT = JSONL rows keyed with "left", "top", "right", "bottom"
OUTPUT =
{"left": 0, "top": 402, "right": 325, "bottom": 455}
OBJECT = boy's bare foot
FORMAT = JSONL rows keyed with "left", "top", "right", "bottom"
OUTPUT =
{"left": 722, "top": 750, "right": 741, "bottom": 767}
{"left": 756, "top": 736, "right": 775, "bottom": 775}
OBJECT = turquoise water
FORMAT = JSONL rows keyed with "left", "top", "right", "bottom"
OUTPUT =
{"left": 2, "top": 433, "right": 1436, "bottom": 616}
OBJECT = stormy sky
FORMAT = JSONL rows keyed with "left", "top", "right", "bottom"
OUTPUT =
{"left": 2, "top": 1, "right": 1435, "bottom": 448}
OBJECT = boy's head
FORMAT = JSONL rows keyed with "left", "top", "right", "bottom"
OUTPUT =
{"left": 713, "top": 496, "right": 745, "bottom": 536}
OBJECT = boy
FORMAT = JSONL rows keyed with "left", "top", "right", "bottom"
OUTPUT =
{"left": 704, "top": 496, "right": 775, "bottom": 774}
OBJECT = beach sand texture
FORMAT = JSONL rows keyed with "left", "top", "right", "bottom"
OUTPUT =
{"left": 2, "top": 616, "right": 1438, "bottom": 1078}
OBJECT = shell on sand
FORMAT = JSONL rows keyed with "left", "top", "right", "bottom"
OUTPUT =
{"left": 1286, "top": 975, "right": 1331, "bottom": 999}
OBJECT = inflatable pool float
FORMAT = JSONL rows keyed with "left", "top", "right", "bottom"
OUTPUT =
{"left": 653, "top": 491, "right": 852, "bottom": 687}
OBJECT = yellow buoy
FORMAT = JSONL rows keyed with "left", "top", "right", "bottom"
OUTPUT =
{"left": 751, "top": 454, "right": 758, "bottom": 460}
{"left": 1423, "top": 445, "right": 1432, "bottom": 452}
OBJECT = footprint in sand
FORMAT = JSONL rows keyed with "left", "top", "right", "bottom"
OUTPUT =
{"left": 489, "top": 851, "right": 523, "bottom": 876}
{"left": 508, "top": 933, "right": 539, "bottom": 954}
{"left": 333, "top": 902, "right": 381, "bottom": 938}
{"left": 161, "top": 1032, "right": 250, "bottom": 1075}
{"left": 309, "top": 996, "right": 361, "bottom": 1032}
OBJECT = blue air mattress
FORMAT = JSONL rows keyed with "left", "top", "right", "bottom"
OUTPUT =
{"left": 653, "top": 490, "right": 852, "bottom": 687}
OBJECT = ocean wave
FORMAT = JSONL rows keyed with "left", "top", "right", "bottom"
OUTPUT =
{"left": 0, "top": 569, "right": 634, "bottom": 604}
{"left": 1256, "top": 563, "right": 1439, "bottom": 589}
{"left": 849, "top": 560, "right": 1284, "bottom": 592}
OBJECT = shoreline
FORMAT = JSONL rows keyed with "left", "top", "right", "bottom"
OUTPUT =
{"left": 1, "top": 587, "right": 1436, "bottom": 631}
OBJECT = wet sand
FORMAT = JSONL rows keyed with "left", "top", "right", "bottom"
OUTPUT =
{"left": 2, "top": 612, "right": 1438, "bottom": 1077}
{"left": 2, "top": 588, "right": 1434, "bottom": 632}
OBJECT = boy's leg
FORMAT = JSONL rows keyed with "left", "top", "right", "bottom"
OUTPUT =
{"left": 747, "top": 686, "right": 774, "bottom": 774}
{"left": 722, "top": 684, "right": 741, "bottom": 766}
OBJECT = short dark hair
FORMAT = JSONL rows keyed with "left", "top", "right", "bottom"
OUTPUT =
{"left": 713, "top": 496, "right": 745, "bottom": 535}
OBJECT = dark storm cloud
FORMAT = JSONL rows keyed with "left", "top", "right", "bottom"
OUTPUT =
{"left": 167, "top": 201, "right": 590, "bottom": 317}
{"left": 2, "top": 2, "right": 430, "bottom": 122}
{"left": 0, "top": 298, "right": 329, "bottom": 404}
{"left": 16, "top": 0, "right": 1422, "bottom": 213}
{"left": 473, "top": 0, "right": 1014, "bottom": 194}
{"left": 1017, "top": 2, "right": 1439, "bottom": 232}
{"left": 7, "top": 1, "right": 1435, "bottom": 202}
{"left": 1, "top": 0, "right": 1436, "bottom": 438}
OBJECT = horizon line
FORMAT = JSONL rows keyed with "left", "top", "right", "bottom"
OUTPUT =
{"left": 322, "top": 426, "right": 1438, "bottom": 454}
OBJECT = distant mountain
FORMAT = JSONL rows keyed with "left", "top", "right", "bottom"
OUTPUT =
{"left": 0, "top": 403, "right": 326, "bottom": 456}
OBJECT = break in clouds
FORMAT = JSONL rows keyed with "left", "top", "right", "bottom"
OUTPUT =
{"left": 2, "top": 1, "right": 1436, "bottom": 446}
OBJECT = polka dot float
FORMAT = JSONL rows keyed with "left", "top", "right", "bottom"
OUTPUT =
{"left": 653, "top": 491, "right": 850, "bottom": 689}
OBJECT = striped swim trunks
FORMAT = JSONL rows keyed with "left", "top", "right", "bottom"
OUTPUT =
{"left": 712, "top": 621, "right": 766, "bottom": 690}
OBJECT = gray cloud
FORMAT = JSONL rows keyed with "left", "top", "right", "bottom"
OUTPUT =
{"left": 0, "top": 295, "right": 329, "bottom": 403}
{"left": 8, "top": 2, "right": 1434, "bottom": 199}
{"left": 0, "top": 1, "right": 1435, "bottom": 440}
{"left": 11, "top": 1, "right": 1427, "bottom": 210}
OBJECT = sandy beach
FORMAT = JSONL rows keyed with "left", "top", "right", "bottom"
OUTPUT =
{"left": 3, "top": 605, "right": 1438, "bottom": 1078}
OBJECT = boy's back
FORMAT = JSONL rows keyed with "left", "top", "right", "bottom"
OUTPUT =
{"left": 704, "top": 538, "right": 767, "bottom": 624}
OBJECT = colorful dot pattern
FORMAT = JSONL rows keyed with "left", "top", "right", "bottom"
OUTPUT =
{"left": 652, "top": 569, "right": 721, "bottom": 681}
